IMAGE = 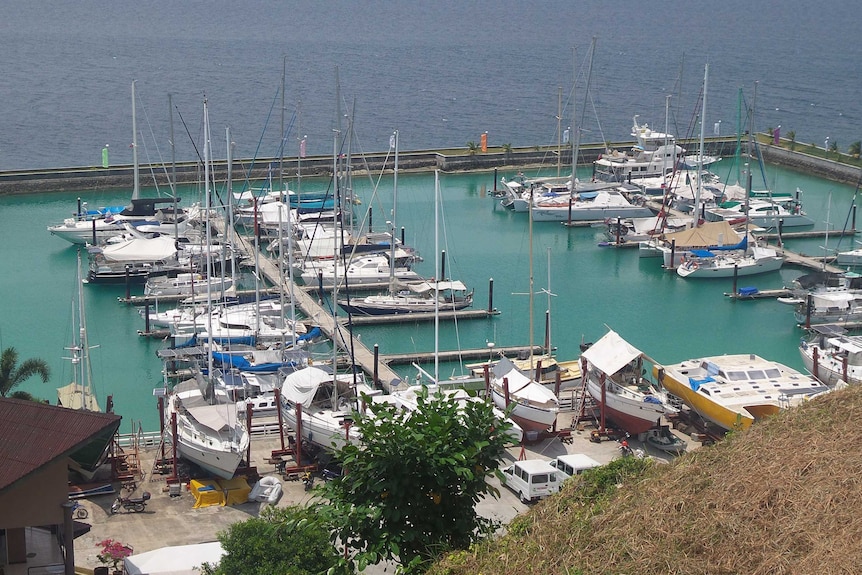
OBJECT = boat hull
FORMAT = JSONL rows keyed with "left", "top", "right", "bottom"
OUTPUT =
{"left": 654, "top": 356, "right": 829, "bottom": 432}
{"left": 585, "top": 377, "right": 664, "bottom": 435}
{"left": 279, "top": 399, "right": 360, "bottom": 451}
{"left": 489, "top": 386, "right": 557, "bottom": 434}
{"left": 676, "top": 256, "right": 784, "bottom": 278}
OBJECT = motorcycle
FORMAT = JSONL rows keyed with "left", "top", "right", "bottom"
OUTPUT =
{"left": 302, "top": 471, "right": 315, "bottom": 491}
{"left": 111, "top": 491, "right": 151, "bottom": 514}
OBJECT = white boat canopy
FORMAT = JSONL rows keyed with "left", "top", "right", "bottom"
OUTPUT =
{"left": 581, "top": 329, "right": 643, "bottom": 376}
{"left": 408, "top": 280, "right": 468, "bottom": 294}
{"left": 97, "top": 235, "right": 178, "bottom": 262}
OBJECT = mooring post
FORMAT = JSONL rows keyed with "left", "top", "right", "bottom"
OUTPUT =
{"left": 488, "top": 278, "right": 494, "bottom": 312}
{"left": 373, "top": 344, "right": 379, "bottom": 388}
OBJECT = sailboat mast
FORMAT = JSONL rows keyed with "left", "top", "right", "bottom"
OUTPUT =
{"left": 131, "top": 81, "right": 140, "bottom": 201}
{"left": 434, "top": 170, "right": 440, "bottom": 382}
{"left": 692, "top": 63, "right": 708, "bottom": 227}
{"left": 77, "top": 248, "right": 95, "bottom": 406}
{"left": 203, "top": 98, "right": 214, "bottom": 379}
{"left": 169, "top": 93, "right": 178, "bottom": 242}
{"left": 390, "top": 130, "right": 399, "bottom": 296}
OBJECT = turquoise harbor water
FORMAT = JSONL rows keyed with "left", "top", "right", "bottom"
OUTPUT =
{"left": 1, "top": 161, "right": 858, "bottom": 432}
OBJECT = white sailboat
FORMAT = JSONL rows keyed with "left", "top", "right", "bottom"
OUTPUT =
{"left": 57, "top": 249, "right": 100, "bottom": 412}
{"left": 162, "top": 98, "right": 250, "bottom": 480}
{"left": 488, "top": 169, "right": 560, "bottom": 433}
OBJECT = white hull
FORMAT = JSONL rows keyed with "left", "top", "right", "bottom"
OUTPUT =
{"left": 489, "top": 386, "right": 557, "bottom": 433}
{"left": 279, "top": 397, "right": 360, "bottom": 450}
{"left": 164, "top": 385, "right": 250, "bottom": 480}
{"left": 677, "top": 254, "right": 784, "bottom": 278}
{"left": 585, "top": 376, "right": 666, "bottom": 435}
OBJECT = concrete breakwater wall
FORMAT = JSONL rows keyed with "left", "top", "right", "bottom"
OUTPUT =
{"left": 759, "top": 144, "right": 862, "bottom": 186}
{"left": 0, "top": 137, "right": 741, "bottom": 195}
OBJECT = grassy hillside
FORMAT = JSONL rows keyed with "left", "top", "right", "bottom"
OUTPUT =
{"left": 429, "top": 385, "right": 862, "bottom": 575}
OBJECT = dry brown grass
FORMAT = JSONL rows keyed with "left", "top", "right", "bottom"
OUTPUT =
{"left": 429, "top": 385, "right": 862, "bottom": 575}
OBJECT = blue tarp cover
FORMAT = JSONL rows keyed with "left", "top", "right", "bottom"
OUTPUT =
{"left": 690, "top": 249, "right": 716, "bottom": 258}
{"left": 689, "top": 376, "right": 715, "bottom": 391}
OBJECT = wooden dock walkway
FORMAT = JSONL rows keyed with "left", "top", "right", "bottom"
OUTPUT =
{"left": 381, "top": 345, "right": 544, "bottom": 366}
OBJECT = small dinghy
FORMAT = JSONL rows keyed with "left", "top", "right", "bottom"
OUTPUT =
{"left": 643, "top": 426, "right": 687, "bottom": 455}
{"left": 249, "top": 475, "right": 282, "bottom": 505}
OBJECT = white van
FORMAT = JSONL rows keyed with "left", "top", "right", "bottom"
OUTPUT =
{"left": 550, "top": 453, "right": 601, "bottom": 482}
{"left": 501, "top": 459, "right": 560, "bottom": 503}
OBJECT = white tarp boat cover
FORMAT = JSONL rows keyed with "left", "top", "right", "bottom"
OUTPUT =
{"left": 124, "top": 541, "right": 224, "bottom": 575}
{"left": 280, "top": 366, "right": 332, "bottom": 405}
{"left": 99, "top": 235, "right": 178, "bottom": 262}
{"left": 408, "top": 280, "right": 468, "bottom": 294}
{"left": 581, "top": 329, "right": 643, "bottom": 376}
{"left": 174, "top": 379, "right": 237, "bottom": 434}
{"left": 492, "top": 357, "right": 558, "bottom": 403}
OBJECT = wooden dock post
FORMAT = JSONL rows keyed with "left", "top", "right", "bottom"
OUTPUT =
{"left": 488, "top": 278, "right": 494, "bottom": 312}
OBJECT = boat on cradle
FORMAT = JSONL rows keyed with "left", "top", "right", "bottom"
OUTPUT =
{"left": 529, "top": 185, "right": 653, "bottom": 222}
{"left": 488, "top": 356, "right": 560, "bottom": 434}
{"left": 467, "top": 353, "right": 581, "bottom": 390}
{"left": 388, "top": 384, "right": 524, "bottom": 444}
{"left": 654, "top": 353, "right": 830, "bottom": 432}
{"left": 249, "top": 475, "right": 282, "bottom": 504}
{"left": 163, "top": 377, "right": 250, "bottom": 479}
{"left": 641, "top": 425, "right": 687, "bottom": 454}
{"left": 799, "top": 324, "right": 862, "bottom": 387}
{"left": 278, "top": 365, "right": 374, "bottom": 450}
{"left": 676, "top": 239, "right": 785, "bottom": 279}
{"left": 337, "top": 279, "right": 474, "bottom": 315}
{"left": 580, "top": 329, "right": 677, "bottom": 436}
{"left": 593, "top": 115, "right": 719, "bottom": 183}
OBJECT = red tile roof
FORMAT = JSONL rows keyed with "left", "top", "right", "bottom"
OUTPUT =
{"left": 0, "top": 398, "right": 121, "bottom": 493}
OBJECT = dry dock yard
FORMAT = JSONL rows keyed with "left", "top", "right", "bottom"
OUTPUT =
{"left": 60, "top": 409, "right": 690, "bottom": 574}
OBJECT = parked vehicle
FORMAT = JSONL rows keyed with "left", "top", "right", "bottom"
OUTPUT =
{"left": 111, "top": 491, "right": 151, "bottom": 514}
{"left": 549, "top": 453, "right": 601, "bottom": 482}
{"left": 500, "top": 459, "right": 559, "bottom": 503}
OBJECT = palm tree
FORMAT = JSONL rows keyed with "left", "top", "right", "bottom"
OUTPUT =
{"left": 501, "top": 143, "right": 513, "bottom": 162}
{"left": 466, "top": 141, "right": 480, "bottom": 156}
{"left": 849, "top": 141, "right": 861, "bottom": 158}
{"left": 0, "top": 347, "right": 50, "bottom": 398}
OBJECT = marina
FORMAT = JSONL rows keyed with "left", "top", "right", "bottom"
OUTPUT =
{"left": 2, "top": 147, "right": 859, "bottom": 437}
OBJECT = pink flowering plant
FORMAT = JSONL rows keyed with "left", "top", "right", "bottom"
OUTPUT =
{"left": 96, "top": 538, "right": 133, "bottom": 571}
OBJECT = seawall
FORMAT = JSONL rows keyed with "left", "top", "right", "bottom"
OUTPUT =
{"left": 3, "top": 136, "right": 856, "bottom": 195}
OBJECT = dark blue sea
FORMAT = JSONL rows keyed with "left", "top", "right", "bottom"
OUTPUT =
{"left": 1, "top": 1, "right": 860, "bottom": 170}
{"left": 1, "top": 2, "right": 861, "bottom": 432}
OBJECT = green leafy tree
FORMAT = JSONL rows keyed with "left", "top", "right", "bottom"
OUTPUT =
{"left": 200, "top": 505, "right": 344, "bottom": 575}
{"left": 0, "top": 347, "right": 50, "bottom": 398}
{"left": 501, "top": 143, "right": 513, "bottom": 162}
{"left": 849, "top": 141, "right": 861, "bottom": 158}
{"left": 787, "top": 130, "right": 796, "bottom": 151}
{"left": 319, "top": 389, "right": 512, "bottom": 573}
{"left": 829, "top": 140, "right": 839, "bottom": 155}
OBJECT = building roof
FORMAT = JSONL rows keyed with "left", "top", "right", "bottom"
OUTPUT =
{"left": 0, "top": 398, "right": 121, "bottom": 493}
